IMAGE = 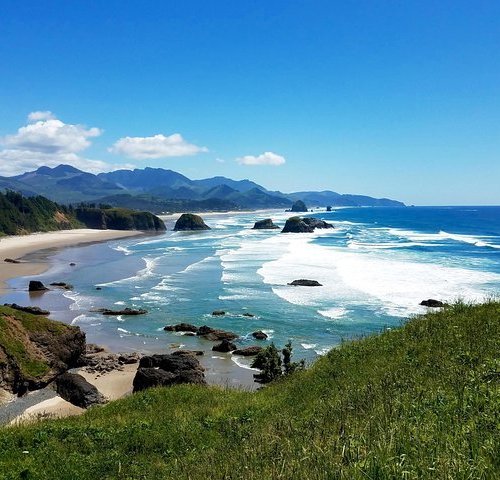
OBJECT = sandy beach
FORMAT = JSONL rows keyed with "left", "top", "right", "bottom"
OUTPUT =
{"left": 0, "top": 229, "right": 144, "bottom": 293}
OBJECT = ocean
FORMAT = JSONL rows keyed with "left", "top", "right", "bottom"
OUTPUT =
{"left": 2, "top": 206, "right": 500, "bottom": 384}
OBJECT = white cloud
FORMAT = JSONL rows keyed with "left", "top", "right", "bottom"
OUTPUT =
{"left": 0, "top": 112, "right": 133, "bottom": 176}
{"left": 27, "top": 111, "right": 56, "bottom": 122}
{"left": 236, "top": 151, "right": 286, "bottom": 166}
{"left": 4, "top": 116, "right": 101, "bottom": 154}
{"left": 109, "top": 133, "right": 208, "bottom": 160}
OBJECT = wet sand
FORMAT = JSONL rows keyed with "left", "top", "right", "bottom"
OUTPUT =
{"left": 0, "top": 229, "right": 144, "bottom": 293}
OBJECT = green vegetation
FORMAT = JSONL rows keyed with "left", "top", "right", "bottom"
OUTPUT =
{"left": 0, "top": 190, "right": 82, "bottom": 235}
{"left": 75, "top": 206, "right": 166, "bottom": 231}
{"left": 1, "top": 301, "right": 499, "bottom": 479}
{"left": 0, "top": 191, "right": 166, "bottom": 235}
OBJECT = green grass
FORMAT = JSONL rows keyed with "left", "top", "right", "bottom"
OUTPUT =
{"left": 1, "top": 301, "right": 499, "bottom": 479}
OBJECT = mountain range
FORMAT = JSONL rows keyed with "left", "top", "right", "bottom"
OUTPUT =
{"left": 0, "top": 164, "right": 404, "bottom": 212}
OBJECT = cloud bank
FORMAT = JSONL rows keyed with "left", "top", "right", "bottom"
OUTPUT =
{"left": 0, "top": 112, "right": 133, "bottom": 176}
{"left": 236, "top": 151, "right": 286, "bottom": 166}
{"left": 109, "top": 134, "right": 207, "bottom": 160}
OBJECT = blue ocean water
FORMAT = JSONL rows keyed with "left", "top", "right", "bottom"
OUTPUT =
{"left": 4, "top": 206, "right": 500, "bottom": 374}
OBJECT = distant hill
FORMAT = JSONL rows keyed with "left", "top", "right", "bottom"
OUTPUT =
{"left": 0, "top": 164, "right": 405, "bottom": 210}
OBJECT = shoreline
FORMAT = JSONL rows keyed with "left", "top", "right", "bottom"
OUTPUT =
{"left": 0, "top": 229, "right": 145, "bottom": 294}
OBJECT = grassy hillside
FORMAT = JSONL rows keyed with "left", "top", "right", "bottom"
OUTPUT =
{"left": 0, "top": 191, "right": 166, "bottom": 235}
{"left": 1, "top": 302, "right": 498, "bottom": 479}
{"left": 0, "top": 190, "right": 82, "bottom": 235}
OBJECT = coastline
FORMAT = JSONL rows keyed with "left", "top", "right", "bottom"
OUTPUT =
{"left": 0, "top": 229, "right": 145, "bottom": 294}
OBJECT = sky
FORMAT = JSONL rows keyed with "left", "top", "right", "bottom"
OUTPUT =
{"left": 1, "top": 1, "right": 499, "bottom": 205}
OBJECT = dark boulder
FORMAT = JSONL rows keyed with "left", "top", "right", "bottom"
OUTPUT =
{"left": 164, "top": 323, "right": 199, "bottom": 333}
{"left": 253, "top": 219, "right": 280, "bottom": 230}
{"left": 288, "top": 279, "right": 323, "bottom": 287}
{"left": 281, "top": 217, "right": 315, "bottom": 233}
{"left": 242, "top": 312, "right": 255, "bottom": 317}
{"left": 232, "top": 346, "right": 263, "bottom": 356}
{"left": 3, "top": 303, "right": 50, "bottom": 316}
{"left": 326, "top": 206, "right": 332, "bottom": 212}
{"left": 69, "top": 263, "right": 76, "bottom": 266}
{"left": 133, "top": 353, "right": 206, "bottom": 392}
{"left": 212, "top": 310, "right": 225, "bottom": 316}
{"left": 95, "top": 287, "right": 102, "bottom": 290}
{"left": 252, "top": 330, "right": 268, "bottom": 340}
{"left": 212, "top": 339, "right": 237, "bottom": 352}
{"left": 420, "top": 299, "right": 447, "bottom": 308}
{"left": 174, "top": 213, "right": 210, "bottom": 231}
{"left": 117, "top": 353, "right": 141, "bottom": 364}
{"left": 28, "top": 280, "right": 48, "bottom": 292}
{"left": 197, "top": 325, "right": 239, "bottom": 341}
{"left": 291, "top": 200, "right": 308, "bottom": 212}
{"left": 55, "top": 372, "right": 107, "bottom": 408}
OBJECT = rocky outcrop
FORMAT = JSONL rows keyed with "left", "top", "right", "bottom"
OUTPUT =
{"left": 420, "top": 299, "right": 447, "bottom": 308}
{"left": 133, "top": 354, "right": 206, "bottom": 392}
{"left": 232, "top": 346, "right": 263, "bottom": 356}
{"left": 326, "top": 206, "right": 332, "bottom": 212}
{"left": 197, "top": 325, "right": 239, "bottom": 341}
{"left": 163, "top": 323, "right": 199, "bottom": 333}
{"left": 212, "top": 310, "right": 225, "bottom": 316}
{"left": 28, "top": 280, "right": 48, "bottom": 292}
{"left": 252, "top": 331, "right": 268, "bottom": 340}
{"left": 55, "top": 372, "right": 107, "bottom": 408}
{"left": 302, "top": 218, "right": 333, "bottom": 229}
{"left": 80, "top": 345, "right": 140, "bottom": 374}
{"left": 173, "top": 213, "right": 210, "bottom": 231}
{"left": 253, "top": 219, "right": 280, "bottom": 230}
{"left": 3, "top": 303, "right": 50, "bottom": 316}
{"left": 290, "top": 200, "right": 308, "bottom": 212}
{"left": 4, "top": 258, "right": 21, "bottom": 264}
{"left": 97, "top": 307, "right": 148, "bottom": 316}
{"left": 212, "top": 339, "right": 237, "bottom": 352}
{"left": 288, "top": 279, "right": 323, "bottom": 287}
{"left": 281, "top": 216, "right": 333, "bottom": 233}
{"left": 0, "top": 305, "right": 85, "bottom": 394}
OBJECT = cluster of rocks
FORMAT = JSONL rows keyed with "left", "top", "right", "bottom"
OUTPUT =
{"left": 133, "top": 353, "right": 206, "bottom": 392}
{"left": 164, "top": 323, "right": 238, "bottom": 341}
{"left": 80, "top": 344, "right": 141, "bottom": 375}
{"left": 281, "top": 216, "right": 334, "bottom": 233}
{"left": 93, "top": 307, "right": 148, "bottom": 316}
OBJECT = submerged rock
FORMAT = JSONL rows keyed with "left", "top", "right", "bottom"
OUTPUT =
{"left": 3, "top": 303, "right": 50, "bottom": 316}
{"left": 50, "top": 282, "right": 73, "bottom": 290}
{"left": 242, "top": 312, "right": 255, "bottom": 317}
{"left": 174, "top": 213, "right": 210, "bottom": 231}
{"left": 212, "top": 339, "right": 237, "bottom": 352}
{"left": 420, "top": 299, "right": 447, "bottom": 308}
{"left": 232, "top": 346, "right": 263, "bottom": 356}
{"left": 28, "top": 280, "right": 49, "bottom": 292}
{"left": 55, "top": 372, "right": 107, "bottom": 408}
{"left": 212, "top": 310, "right": 226, "bottom": 316}
{"left": 290, "top": 200, "right": 308, "bottom": 212}
{"left": 288, "top": 279, "right": 323, "bottom": 287}
{"left": 253, "top": 219, "right": 280, "bottom": 230}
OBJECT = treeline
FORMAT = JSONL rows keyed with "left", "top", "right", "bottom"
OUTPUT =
{"left": 0, "top": 190, "right": 82, "bottom": 235}
{"left": 0, "top": 191, "right": 166, "bottom": 235}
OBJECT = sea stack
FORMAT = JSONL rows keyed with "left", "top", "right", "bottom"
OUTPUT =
{"left": 290, "top": 200, "right": 308, "bottom": 212}
{"left": 174, "top": 213, "right": 211, "bottom": 231}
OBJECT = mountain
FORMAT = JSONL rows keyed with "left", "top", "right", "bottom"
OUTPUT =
{"left": 8, "top": 165, "right": 124, "bottom": 203}
{"left": 0, "top": 164, "right": 405, "bottom": 210}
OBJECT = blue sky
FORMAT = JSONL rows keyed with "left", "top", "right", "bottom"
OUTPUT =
{"left": 1, "top": 1, "right": 499, "bottom": 205}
